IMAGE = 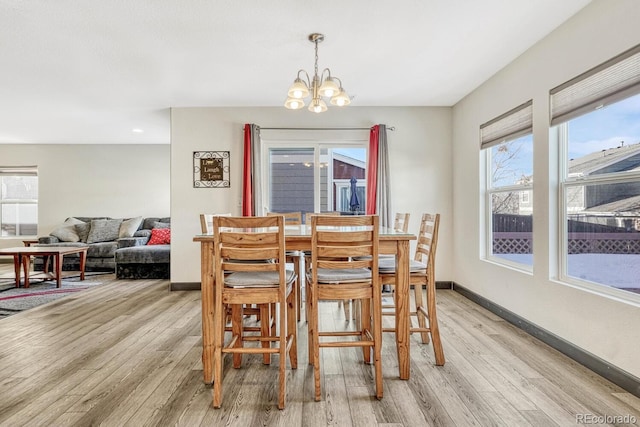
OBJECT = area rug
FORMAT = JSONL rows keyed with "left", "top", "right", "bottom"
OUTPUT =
{"left": 0, "top": 272, "right": 109, "bottom": 319}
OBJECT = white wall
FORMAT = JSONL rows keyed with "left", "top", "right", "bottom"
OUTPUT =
{"left": 170, "top": 106, "right": 453, "bottom": 284}
{"left": 452, "top": 0, "right": 640, "bottom": 378}
{"left": 0, "top": 144, "right": 170, "bottom": 250}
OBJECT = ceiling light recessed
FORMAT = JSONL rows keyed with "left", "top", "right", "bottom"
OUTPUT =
{"left": 132, "top": 128, "right": 144, "bottom": 133}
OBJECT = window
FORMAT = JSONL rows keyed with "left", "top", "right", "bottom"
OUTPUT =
{"left": 552, "top": 44, "right": 640, "bottom": 297}
{"left": 0, "top": 167, "right": 38, "bottom": 237}
{"left": 481, "top": 100, "right": 534, "bottom": 268}
{"left": 263, "top": 143, "right": 366, "bottom": 221}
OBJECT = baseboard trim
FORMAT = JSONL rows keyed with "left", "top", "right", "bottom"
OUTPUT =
{"left": 452, "top": 282, "right": 640, "bottom": 398}
{"left": 436, "top": 280, "right": 453, "bottom": 289}
{"left": 170, "top": 282, "right": 201, "bottom": 291}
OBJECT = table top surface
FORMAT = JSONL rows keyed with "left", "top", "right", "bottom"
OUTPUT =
{"left": 0, "top": 246, "right": 89, "bottom": 255}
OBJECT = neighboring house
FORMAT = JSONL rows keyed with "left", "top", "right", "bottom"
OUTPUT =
{"left": 269, "top": 151, "right": 365, "bottom": 215}
{"left": 333, "top": 153, "right": 365, "bottom": 213}
{"left": 567, "top": 142, "right": 640, "bottom": 230}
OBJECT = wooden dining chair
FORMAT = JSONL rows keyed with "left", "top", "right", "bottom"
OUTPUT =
{"left": 212, "top": 215, "right": 297, "bottom": 409}
{"left": 199, "top": 213, "right": 231, "bottom": 234}
{"left": 379, "top": 212, "right": 445, "bottom": 366}
{"left": 201, "top": 213, "right": 270, "bottom": 340}
{"left": 267, "top": 211, "right": 303, "bottom": 321}
{"left": 307, "top": 214, "right": 383, "bottom": 401}
{"left": 347, "top": 212, "right": 411, "bottom": 324}
{"left": 304, "top": 211, "right": 342, "bottom": 321}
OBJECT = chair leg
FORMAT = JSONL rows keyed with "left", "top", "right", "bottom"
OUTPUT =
{"left": 231, "top": 305, "right": 244, "bottom": 368}
{"left": 260, "top": 304, "right": 271, "bottom": 365}
{"left": 427, "top": 275, "right": 445, "bottom": 366}
{"left": 278, "top": 299, "right": 287, "bottom": 410}
{"left": 360, "top": 297, "right": 371, "bottom": 364}
{"left": 309, "top": 285, "right": 322, "bottom": 400}
{"left": 413, "top": 283, "right": 430, "bottom": 344}
{"left": 287, "top": 291, "right": 298, "bottom": 370}
{"left": 212, "top": 295, "right": 224, "bottom": 408}
{"left": 372, "top": 285, "right": 383, "bottom": 399}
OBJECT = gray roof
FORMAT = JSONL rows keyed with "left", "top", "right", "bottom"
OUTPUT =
{"left": 568, "top": 142, "right": 640, "bottom": 176}
{"left": 585, "top": 194, "right": 640, "bottom": 214}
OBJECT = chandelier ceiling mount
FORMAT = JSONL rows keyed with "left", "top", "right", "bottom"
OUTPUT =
{"left": 284, "top": 33, "right": 351, "bottom": 113}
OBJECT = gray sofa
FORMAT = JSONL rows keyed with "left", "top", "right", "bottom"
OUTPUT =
{"left": 35, "top": 216, "right": 170, "bottom": 279}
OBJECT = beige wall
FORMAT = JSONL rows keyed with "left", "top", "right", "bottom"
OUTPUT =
{"left": 0, "top": 144, "right": 170, "bottom": 251}
{"left": 452, "top": 0, "right": 640, "bottom": 377}
{"left": 170, "top": 106, "right": 453, "bottom": 284}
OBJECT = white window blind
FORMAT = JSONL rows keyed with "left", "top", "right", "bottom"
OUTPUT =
{"left": 0, "top": 166, "right": 37, "bottom": 177}
{"left": 550, "top": 44, "right": 640, "bottom": 126}
{"left": 480, "top": 100, "right": 533, "bottom": 149}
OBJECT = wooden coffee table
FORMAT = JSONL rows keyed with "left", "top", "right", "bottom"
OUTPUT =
{"left": 0, "top": 246, "right": 89, "bottom": 288}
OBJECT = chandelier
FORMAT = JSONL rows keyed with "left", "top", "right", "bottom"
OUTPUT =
{"left": 284, "top": 33, "right": 351, "bottom": 113}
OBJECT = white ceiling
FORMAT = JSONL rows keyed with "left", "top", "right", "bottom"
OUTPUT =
{"left": 0, "top": 0, "right": 591, "bottom": 145}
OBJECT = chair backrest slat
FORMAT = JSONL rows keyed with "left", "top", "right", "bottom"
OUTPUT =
{"left": 267, "top": 211, "right": 302, "bottom": 225}
{"left": 213, "top": 216, "right": 285, "bottom": 275}
{"left": 394, "top": 213, "right": 410, "bottom": 233}
{"left": 305, "top": 211, "right": 340, "bottom": 224}
{"left": 311, "top": 215, "right": 379, "bottom": 280}
{"left": 414, "top": 213, "right": 440, "bottom": 267}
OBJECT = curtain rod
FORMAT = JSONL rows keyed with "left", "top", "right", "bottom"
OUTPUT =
{"left": 256, "top": 126, "right": 395, "bottom": 131}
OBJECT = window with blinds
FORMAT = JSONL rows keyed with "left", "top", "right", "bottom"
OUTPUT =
{"left": 553, "top": 43, "right": 640, "bottom": 300}
{"left": 481, "top": 101, "right": 534, "bottom": 269}
{"left": 480, "top": 100, "right": 533, "bottom": 150}
{"left": 0, "top": 166, "right": 38, "bottom": 237}
{"left": 550, "top": 44, "right": 640, "bottom": 126}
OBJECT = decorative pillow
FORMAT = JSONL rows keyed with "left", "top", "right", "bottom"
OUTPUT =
{"left": 152, "top": 221, "right": 171, "bottom": 229}
{"left": 119, "top": 216, "right": 143, "bottom": 238}
{"left": 86, "top": 219, "right": 124, "bottom": 243}
{"left": 134, "top": 229, "right": 152, "bottom": 238}
{"left": 75, "top": 222, "right": 91, "bottom": 243}
{"left": 148, "top": 227, "right": 171, "bottom": 245}
{"left": 50, "top": 217, "right": 84, "bottom": 242}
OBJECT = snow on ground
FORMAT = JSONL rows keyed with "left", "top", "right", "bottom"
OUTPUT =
{"left": 495, "top": 253, "right": 640, "bottom": 290}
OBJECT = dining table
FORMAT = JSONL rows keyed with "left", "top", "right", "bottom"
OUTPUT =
{"left": 193, "top": 224, "right": 417, "bottom": 383}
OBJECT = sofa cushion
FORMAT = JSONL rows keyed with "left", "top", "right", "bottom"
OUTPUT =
{"left": 152, "top": 221, "right": 171, "bottom": 229}
{"left": 35, "top": 242, "right": 87, "bottom": 249}
{"left": 87, "top": 219, "right": 123, "bottom": 243}
{"left": 148, "top": 228, "right": 171, "bottom": 245}
{"left": 50, "top": 217, "right": 84, "bottom": 242}
{"left": 119, "top": 216, "right": 143, "bottom": 238}
{"left": 115, "top": 245, "right": 170, "bottom": 264}
{"left": 87, "top": 241, "right": 118, "bottom": 258}
{"left": 142, "top": 217, "right": 170, "bottom": 230}
{"left": 76, "top": 222, "right": 91, "bottom": 242}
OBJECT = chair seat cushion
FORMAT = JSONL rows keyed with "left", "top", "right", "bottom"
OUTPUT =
{"left": 315, "top": 268, "right": 372, "bottom": 283}
{"left": 378, "top": 258, "right": 427, "bottom": 273}
{"left": 224, "top": 269, "right": 296, "bottom": 288}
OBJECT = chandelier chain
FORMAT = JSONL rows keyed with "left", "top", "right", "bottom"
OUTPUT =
{"left": 314, "top": 40, "right": 319, "bottom": 79}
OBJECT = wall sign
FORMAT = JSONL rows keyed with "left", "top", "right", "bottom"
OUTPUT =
{"left": 193, "top": 151, "right": 230, "bottom": 188}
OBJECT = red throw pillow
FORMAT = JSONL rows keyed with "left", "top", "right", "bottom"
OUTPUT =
{"left": 148, "top": 227, "right": 171, "bottom": 245}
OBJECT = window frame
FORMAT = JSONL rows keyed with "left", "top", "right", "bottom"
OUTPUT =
{"left": 481, "top": 100, "right": 534, "bottom": 271}
{"left": 0, "top": 166, "right": 38, "bottom": 238}
{"left": 551, "top": 43, "right": 640, "bottom": 303}
{"left": 556, "top": 122, "right": 640, "bottom": 304}
{"left": 261, "top": 139, "right": 368, "bottom": 217}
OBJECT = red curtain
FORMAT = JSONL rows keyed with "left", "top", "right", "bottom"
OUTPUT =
{"left": 242, "top": 124, "right": 253, "bottom": 216}
{"left": 366, "top": 125, "right": 379, "bottom": 215}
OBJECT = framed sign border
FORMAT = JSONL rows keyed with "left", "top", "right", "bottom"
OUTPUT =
{"left": 193, "top": 151, "right": 230, "bottom": 188}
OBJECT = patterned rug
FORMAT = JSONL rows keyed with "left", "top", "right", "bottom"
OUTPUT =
{"left": 0, "top": 272, "right": 109, "bottom": 319}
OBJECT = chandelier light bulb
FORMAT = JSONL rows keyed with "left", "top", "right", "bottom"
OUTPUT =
{"left": 285, "top": 33, "right": 349, "bottom": 113}
{"left": 330, "top": 89, "right": 351, "bottom": 107}
{"left": 284, "top": 96, "right": 305, "bottom": 110}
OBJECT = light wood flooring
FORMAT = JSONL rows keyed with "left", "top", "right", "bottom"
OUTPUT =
{"left": 0, "top": 268, "right": 638, "bottom": 426}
